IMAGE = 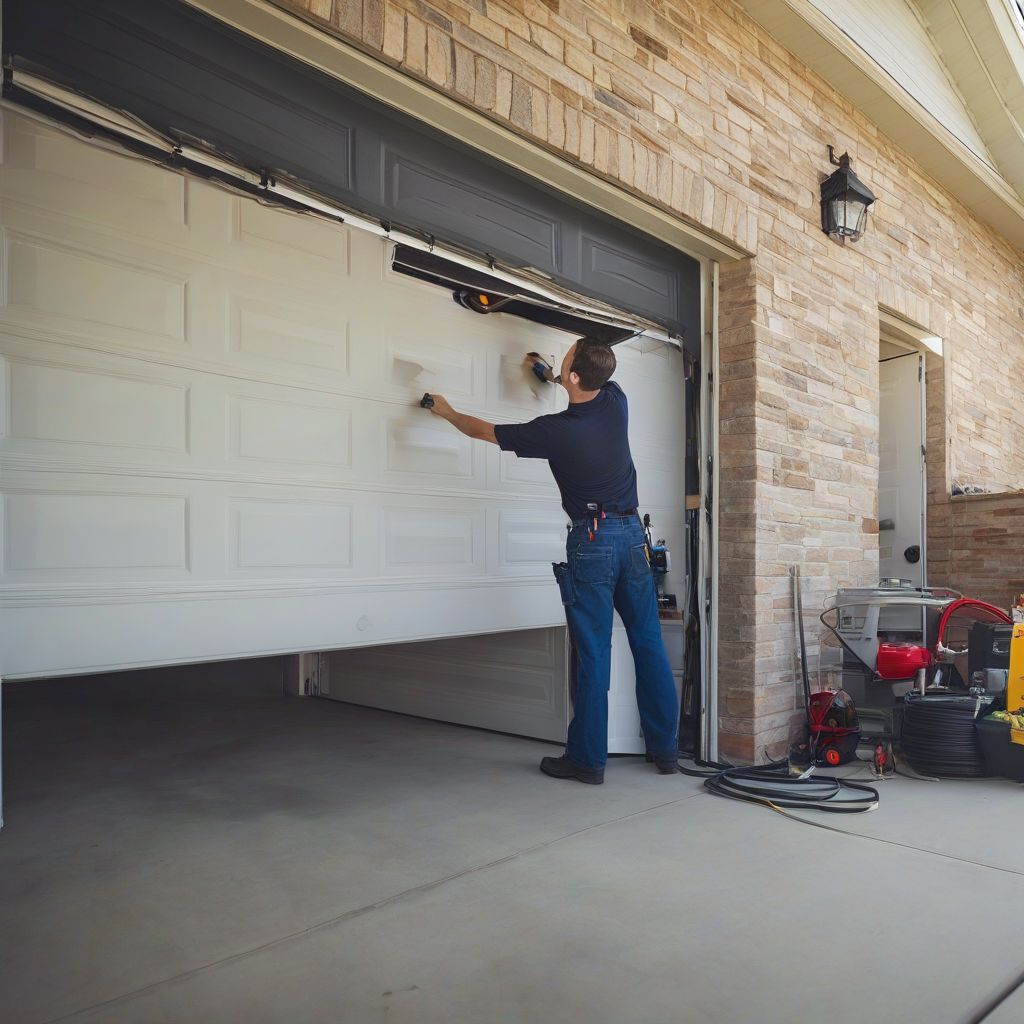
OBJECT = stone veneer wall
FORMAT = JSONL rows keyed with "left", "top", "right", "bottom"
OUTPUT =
{"left": 276, "top": 0, "right": 1024, "bottom": 759}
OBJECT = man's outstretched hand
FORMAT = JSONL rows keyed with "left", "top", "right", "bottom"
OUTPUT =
{"left": 425, "top": 394, "right": 454, "bottom": 419}
{"left": 423, "top": 393, "right": 496, "bottom": 445}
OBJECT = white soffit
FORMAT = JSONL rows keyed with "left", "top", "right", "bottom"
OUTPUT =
{"left": 808, "top": 0, "right": 993, "bottom": 165}
{"left": 735, "top": 0, "right": 1024, "bottom": 250}
{"left": 919, "top": 0, "right": 1024, "bottom": 202}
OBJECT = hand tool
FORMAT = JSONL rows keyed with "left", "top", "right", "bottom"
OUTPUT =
{"left": 526, "top": 352, "right": 559, "bottom": 384}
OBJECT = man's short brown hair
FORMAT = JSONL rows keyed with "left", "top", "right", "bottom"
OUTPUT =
{"left": 570, "top": 337, "right": 616, "bottom": 390}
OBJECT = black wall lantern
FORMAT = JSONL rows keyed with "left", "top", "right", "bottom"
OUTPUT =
{"left": 820, "top": 146, "right": 876, "bottom": 241}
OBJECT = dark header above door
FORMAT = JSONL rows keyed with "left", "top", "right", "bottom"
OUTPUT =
{"left": 3, "top": 0, "right": 701, "bottom": 343}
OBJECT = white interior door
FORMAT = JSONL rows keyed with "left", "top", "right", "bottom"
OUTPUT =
{"left": 879, "top": 354, "right": 925, "bottom": 586}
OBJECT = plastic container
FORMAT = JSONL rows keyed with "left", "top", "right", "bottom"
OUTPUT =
{"left": 975, "top": 717, "right": 1024, "bottom": 783}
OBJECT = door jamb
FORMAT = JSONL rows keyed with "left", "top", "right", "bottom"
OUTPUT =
{"left": 700, "top": 259, "right": 720, "bottom": 762}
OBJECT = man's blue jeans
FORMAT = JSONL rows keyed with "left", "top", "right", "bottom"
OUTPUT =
{"left": 552, "top": 516, "right": 679, "bottom": 769}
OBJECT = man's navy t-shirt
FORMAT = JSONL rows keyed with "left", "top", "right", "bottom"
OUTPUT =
{"left": 494, "top": 381, "right": 638, "bottom": 520}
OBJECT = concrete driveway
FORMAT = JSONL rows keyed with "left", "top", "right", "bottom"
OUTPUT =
{"left": 1, "top": 670, "right": 1021, "bottom": 1023}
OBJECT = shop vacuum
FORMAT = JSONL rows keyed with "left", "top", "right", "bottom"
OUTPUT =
{"left": 675, "top": 568, "right": 880, "bottom": 815}
{"left": 789, "top": 689, "right": 861, "bottom": 770}
{"left": 787, "top": 568, "right": 863, "bottom": 772}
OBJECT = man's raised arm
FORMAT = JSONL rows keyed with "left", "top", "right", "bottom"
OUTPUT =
{"left": 426, "top": 394, "right": 497, "bottom": 445}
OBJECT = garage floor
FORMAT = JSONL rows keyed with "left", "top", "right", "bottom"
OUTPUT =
{"left": 2, "top": 668, "right": 1023, "bottom": 1024}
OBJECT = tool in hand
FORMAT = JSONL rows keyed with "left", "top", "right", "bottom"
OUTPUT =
{"left": 526, "top": 352, "right": 559, "bottom": 384}
{"left": 419, "top": 393, "right": 435, "bottom": 409}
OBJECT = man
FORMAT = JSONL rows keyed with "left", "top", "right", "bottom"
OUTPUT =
{"left": 425, "top": 338, "right": 679, "bottom": 785}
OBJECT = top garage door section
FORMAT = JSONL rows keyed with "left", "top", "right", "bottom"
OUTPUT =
{"left": 3, "top": 0, "right": 701, "bottom": 343}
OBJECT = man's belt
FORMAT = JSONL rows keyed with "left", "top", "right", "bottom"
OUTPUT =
{"left": 569, "top": 507, "right": 638, "bottom": 527}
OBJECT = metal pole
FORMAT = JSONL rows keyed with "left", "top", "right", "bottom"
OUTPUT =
{"left": 794, "top": 567, "right": 813, "bottom": 713}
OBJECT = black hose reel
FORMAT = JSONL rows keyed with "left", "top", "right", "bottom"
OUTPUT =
{"left": 901, "top": 693, "right": 993, "bottom": 778}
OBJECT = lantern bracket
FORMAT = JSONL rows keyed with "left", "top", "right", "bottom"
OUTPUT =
{"left": 827, "top": 145, "right": 848, "bottom": 167}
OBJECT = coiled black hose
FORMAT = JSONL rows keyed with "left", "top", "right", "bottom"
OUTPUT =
{"left": 678, "top": 757, "right": 879, "bottom": 813}
{"left": 901, "top": 693, "right": 992, "bottom": 779}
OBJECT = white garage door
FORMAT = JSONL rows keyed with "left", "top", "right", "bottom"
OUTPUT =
{"left": 0, "top": 111, "right": 687, "bottom": 681}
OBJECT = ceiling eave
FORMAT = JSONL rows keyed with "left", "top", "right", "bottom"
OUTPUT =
{"left": 920, "top": 0, "right": 1024, "bottom": 202}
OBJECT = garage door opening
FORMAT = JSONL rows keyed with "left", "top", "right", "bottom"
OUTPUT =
{"left": 307, "top": 246, "right": 699, "bottom": 756}
{"left": 0, "top": 0, "right": 718, "bottom": 812}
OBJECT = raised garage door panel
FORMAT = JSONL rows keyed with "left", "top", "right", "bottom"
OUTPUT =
{"left": 0, "top": 113, "right": 690, "bottom": 681}
{"left": 5, "top": 0, "right": 700, "bottom": 343}
{"left": 0, "top": 111, "right": 585, "bottom": 677}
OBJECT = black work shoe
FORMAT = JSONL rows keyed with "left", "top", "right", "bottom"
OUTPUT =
{"left": 540, "top": 755, "right": 604, "bottom": 785}
{"left": 645, "top": 753, "right": 680, "bottom": 775}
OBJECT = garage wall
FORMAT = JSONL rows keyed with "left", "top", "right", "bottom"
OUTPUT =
{"left": 0, "top": 111, "right": 687, "bottom": 679}
{"left": 324, "top": 627, "right": 568, "bottom": 740}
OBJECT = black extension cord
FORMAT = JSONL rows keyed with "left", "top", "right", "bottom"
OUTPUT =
{"left": 901, "top": 693, "right": 992, "bottom": 779}
{"left": 677, "top": 756, "right": 880, "bottom": 813}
